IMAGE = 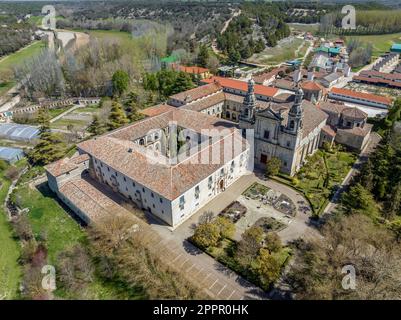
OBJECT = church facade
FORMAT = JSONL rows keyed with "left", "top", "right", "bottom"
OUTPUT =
{"left": 238, "top": 79, "right": 328, "bottom": 175}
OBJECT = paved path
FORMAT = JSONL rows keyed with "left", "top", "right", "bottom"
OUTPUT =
{"left": 149, "top": 173, "right": 319, "bottom": 244}
{"left": 49, "top": 104, "right": 81, "bottom": 123}
{"left": 321, "top": 132, "right": 382, "bottom": 217}
{"left": 81, "top": 176, "right": 267, "bottom": 300}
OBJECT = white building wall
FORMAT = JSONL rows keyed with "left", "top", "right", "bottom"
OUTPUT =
{"left": 90, "top": 156, "right": 173, "bottom": 225}
{"left": 328, "top": 92, "right": 389, "bottom": 109}
{"left": 170, "top": 149, "right": 250, "bottom": 227}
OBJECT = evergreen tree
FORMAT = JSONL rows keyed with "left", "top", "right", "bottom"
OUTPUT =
{"left": 108, "top": 100, "right": 129, "bottom": 130}
{"left": 112, "top": 70, "right": 130, "bottom": 97}
{"left": 29, "top": 109, "right": 66, "bottom": 165}
{"left": 88, "top": 115, "right": 105, "bottom": 136}
{"left": 197, "top": 45, "right": 209, "bottom": 68}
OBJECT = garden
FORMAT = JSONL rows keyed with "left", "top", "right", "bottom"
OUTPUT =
{"left": 190, "top": 212, "right": 291, "bottom": 291}
{"left": 275, "top": 146, "right": 357, "bottom": 216}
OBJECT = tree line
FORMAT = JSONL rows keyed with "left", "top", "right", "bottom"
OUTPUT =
{"left": 0, "top": 21, "right": 36, "bottom": 57}
{"left": 285, "top": 99, "right": 401, "bottom": 299}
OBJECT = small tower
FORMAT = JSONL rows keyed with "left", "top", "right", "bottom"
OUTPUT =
{"left": 241, "top": 78, "right": 257, "bottom": 122}
{"left": 286, "top": 88, "right": 304, "bottom": 135}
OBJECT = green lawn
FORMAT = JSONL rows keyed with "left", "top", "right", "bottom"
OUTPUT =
{"left": 288, "top": 23, "right": 319, "bottom": 34}
{"left": 282, "top": 148, "right": 357, "bottom": 214}
{"left": 346, "top": 33, "right": 401, "bottom": 58}
{"left": 0, "top": 168, "right": 21, "bottom": 299}
{"left": 50, "top": 118, "right": 88, "bottom": 130}
{"left": 15, "top": 184, "right": 85, "bottom": 263}
{"left": 13, "top": 182, "right": 141, "bottom": 299}
{"left": 48, "top": 106, "right": 74, "bottom": 119}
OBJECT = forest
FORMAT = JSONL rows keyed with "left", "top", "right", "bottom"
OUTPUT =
{"left": 216, "top": 2, "right": 291, "bottom": 63}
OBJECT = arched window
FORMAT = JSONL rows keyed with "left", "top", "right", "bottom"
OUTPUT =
{"left": 139, "top": 138, "right": 145, "bottom": 145}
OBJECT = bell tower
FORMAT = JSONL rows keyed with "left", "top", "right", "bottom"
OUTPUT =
{"left": 285, "top": 88, "right": 304, "bottom": 135}
{"left": 240, "top": 78, "right": 256, "bottom": 123}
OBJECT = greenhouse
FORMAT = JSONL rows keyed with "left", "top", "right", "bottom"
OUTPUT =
{"left": 0, "top": 147, "right": 25, "bottom": 164}
{"left": 0, "top": 123, "right": 39, "bottom": 141}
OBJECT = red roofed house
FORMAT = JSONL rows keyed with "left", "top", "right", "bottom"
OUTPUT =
{"left": 329, "top": 87, "right": 392, "bottom": 109}
{"left": 172, "top": 64, "right": 212, "bottom": 79}
{"left": 300, "top": 81, "right": 326, "bottom": 102}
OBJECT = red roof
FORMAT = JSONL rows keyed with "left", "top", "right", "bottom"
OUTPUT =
{"left": 330, "top": 87, "right": 392, "bottom": 106}
{"left": 203, "top": 76, "right": 279, "bottom": 98}
{"left": 140, "top": 104, "right": 176, "bottom": 117}
{"left": 173, "top": 64, "right": 210, "bottom": 74}
{"left": 301, "top": 81, "right": 324, "bottom": 91}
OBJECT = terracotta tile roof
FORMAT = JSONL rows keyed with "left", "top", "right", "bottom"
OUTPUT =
{"left": 338, "top": 123, "right": 372, "bottom": 137}
{"left": 107, "top": 109, "right": 236, "bottom": 142}
{"left": 330, "top": 87, "right": 392, "bottom": 106}
{"left": 272, "top": 93, "right": 294, "bottom": 103}
{"left": 257, "top": 100, "right": 327, "bottom": 139}
{"left": 342, "top": 107, "right": 368, "bottom": 120}
{"left": 140, "top": 104, "right": 176, "bottom": 117}
{"left": 301, "top": 100, "right": 328, "bottom": 139}
{"left": 203, "top": 76, "right": 279, "bottom": 98}
{"left": 319, "top": 101, "right": 347, "bottom": 115}
{"left": 252, "top": 67, "right": 285, "bottom": 84}
{"left": 59, "top": 178, "right": 131, "bottom": 222}
{"left": 322, "top": 125, "right": 336, "bottom": 137}
{"left": 77, "top": 109, "right": 247, "bottom": 200}
{"left": 181, "top": 92, "right": 225, "bottom": 112}
{"left": 224, "top": 92, "right": 244, "bottom": 103}
{"left": 78, "top": 131, "right": 247, "bottom": 201}
{"left": 172, "top": 64, "right": 210, "bottom": 74}
{"left": 45, "top": 154, "right": 89, "bottom": 177}
{"left": 169, "top": 82, "right": 222, "bottom": 104}
{"left": 301, "top": 81, "right": 324, "bottom": 91}
{"left": 272, "top": 79, "right": 297, "bottom": 91}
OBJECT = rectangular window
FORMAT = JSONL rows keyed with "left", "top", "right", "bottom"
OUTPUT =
{"left": 133, "top": 182, "right": 136, "bottom": 187}
{"left": 151, "top": 192, "right": 154, "bottom": 198}
{"left": 264, "top": 130, "right": 270, "bottom": 139}
{"left": 195, "top": 186, "right": 200, "bottom": 199}
{"left": 208, "top": 176, "right": 213, "bottom": 189}
{"left": 287, "top": 141, "right": 291, "bottom": 147}
{"left": 179, "top": 196, "right": 185, "bottom": 210}
{"left": 160, "top": 197, "right": 163, "bottom": 203}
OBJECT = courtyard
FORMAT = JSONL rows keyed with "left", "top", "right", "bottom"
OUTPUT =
{"left": 219, "top": 182, "right": 297, "bottom": 241}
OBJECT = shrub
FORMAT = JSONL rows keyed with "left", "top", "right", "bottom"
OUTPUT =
{"left": 191, "top": 222, "right": 220, "bottom": 249}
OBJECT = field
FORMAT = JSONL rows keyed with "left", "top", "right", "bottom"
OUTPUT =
{"left": 288, "top": 23, "right": 319, "bottom": 34}
{"left": 248, "top": 37, "right": 305, "bottom": 65}
{"left": 0, "top": 160, "right": 28, "bottom": 299}
{"left": 345, "top": 33, "right": 401, "bottom": 58}
{"left": 0, "top": 40, "right": 46, "bottom": 96}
